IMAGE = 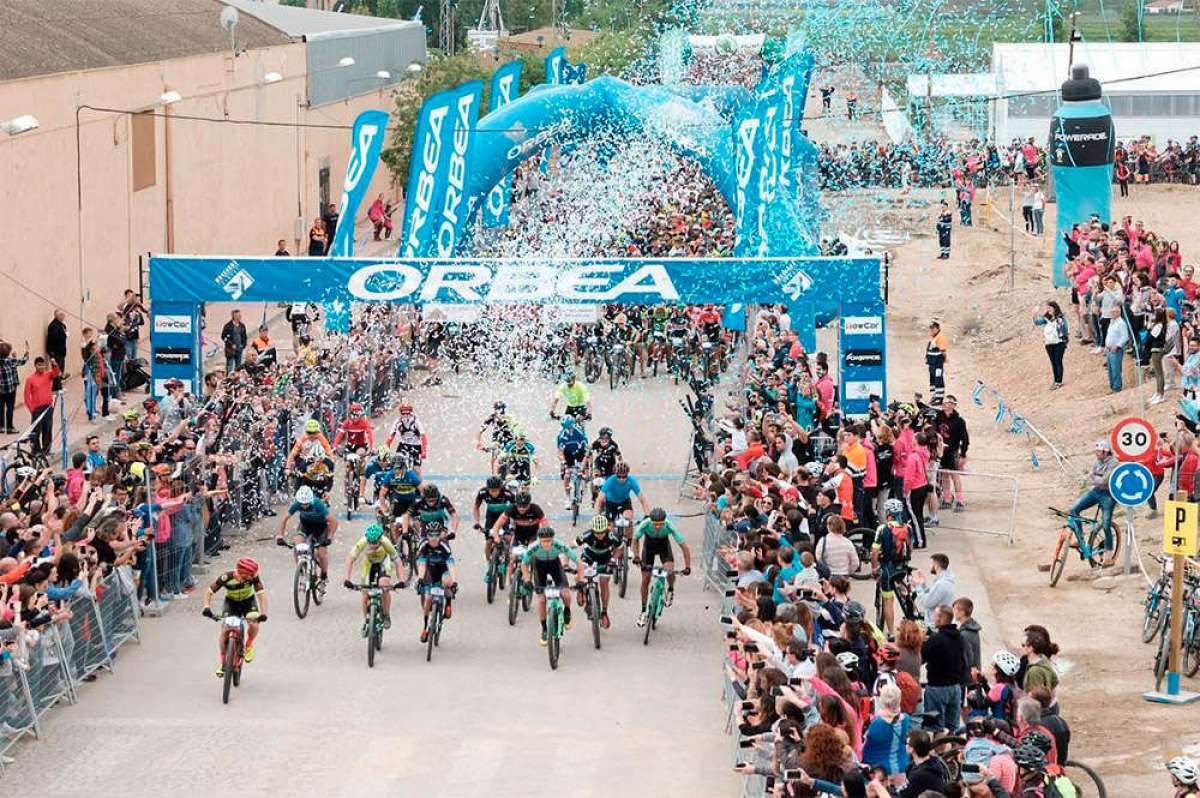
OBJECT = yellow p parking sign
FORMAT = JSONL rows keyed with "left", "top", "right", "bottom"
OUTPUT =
{"left": 1164, "top": 501, "right": 1199, "bottom": 557}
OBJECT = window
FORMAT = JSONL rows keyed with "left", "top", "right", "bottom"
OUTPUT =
{"left": 1009, "top": 92, "right": 1057, "bottom": 118}
{"left": 131, "top": 111, "right": 156, "bottom": 191}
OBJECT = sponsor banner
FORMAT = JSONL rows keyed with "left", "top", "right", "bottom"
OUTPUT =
{"left": 400, "top": 87, "right": 460, "bottom": 258}
{"left": 1049, "top": 100, "right": 1114, "bottom": 287}
{"left": 839, "top": 301, "right": 887, "bottom": 417}
{"left": 423, "top": 303, "right": 482, "bottom": 323}
{"left": 545, "top": 304, "right": 600, "bottom": 324}
{"left": 434, "top": 81, "right": 484, "bottom": 259}
{"left": 844, "top": 380, "right": 885, "bottom": 400}
{"left": 149, "top": 256, "right": 882, "bottom": 308}
{"left": 153, "top": 347, "right": 193, "bottom": 366}
{"left": 842, "top": 315, "right": 883, "bottom": 335}
{"left": 482, "top": 61, "right": 524, "bottom": 229}
{"left": 153, "top": 378, "right": 193, "bottom": 396}
{"left": 844, "top": 349, "right": 883, "bottom": 368}
{"left": 329, "top": 109, "right": 390, "bottom": 258}
{"left": 153, "top": 314, "right": 193, "bottom": 334}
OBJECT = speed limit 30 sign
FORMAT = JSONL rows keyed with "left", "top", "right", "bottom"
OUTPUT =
{"left": 1111, "top": 416, "right": 1157, "bottom": 462}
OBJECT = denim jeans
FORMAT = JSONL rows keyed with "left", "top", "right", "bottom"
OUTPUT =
{"left": 1069, "top": 487, "right": 1116, "bottom": 552}
{"left": 84, "top": 371, "right": 97, "bottom": 419}
{"left": 1106, "top": 349, "right": 1124, "bottom": 391}
{"left": 923, "top": 684, "right": 963, "bottom": 732}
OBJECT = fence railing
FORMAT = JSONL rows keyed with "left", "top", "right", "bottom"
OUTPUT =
{"left": 0, "top": 566, "right": 141, "bottom": 773}
{"left": 928, "top": 468, "right": 1019, "bottom": 545}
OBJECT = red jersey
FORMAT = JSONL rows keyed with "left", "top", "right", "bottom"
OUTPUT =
{"left": 334, "top": 417, "right": 374, "bottom": 449}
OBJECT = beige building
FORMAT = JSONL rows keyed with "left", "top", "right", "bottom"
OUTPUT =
{"left": 0, "top": 0, "right": 424, "bottom": 369}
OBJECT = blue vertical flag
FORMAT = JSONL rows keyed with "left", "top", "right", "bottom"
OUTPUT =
{"left": 482, "top": 60, "right": 524, "bottom": 229}
{"left": 539, "top": 47, "right": 568, "bottom": 175}
{"left": 400, "top": 87, "right": 460, "bottom": 258}
{"left": 329, "top": 109, "right": 390, "bottom": 258}
{"left": 433, "top": 80, "right": 484, "bottom": 258}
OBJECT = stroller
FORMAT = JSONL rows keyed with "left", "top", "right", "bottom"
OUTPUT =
{"left": 123, "top": 358, "right": 150, "bottom": 392}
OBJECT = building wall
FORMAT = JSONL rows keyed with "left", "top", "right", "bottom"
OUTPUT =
{"left": 1001, "top": 112, "right": 1200, "bottom": 149}
{"left": 0, "top": 41, "right": 403, "bottom": 368}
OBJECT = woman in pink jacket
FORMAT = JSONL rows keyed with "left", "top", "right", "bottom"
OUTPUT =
{"left": 903, "top": 431, "right": 931, "bottom": 548}
{"left": 892, "top": 416, "right": 915, "bottom": 494}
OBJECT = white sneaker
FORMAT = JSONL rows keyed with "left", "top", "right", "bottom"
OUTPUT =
{"left": 1089, "top": 346, "right": 1103, "bottom": 354}
{"left": 564, "top": 500, "right": 573, "bottom": 511}
{"left": 1149, "top": 394, "right": 1165, "bottom": 405}
{"left": 636, "top": 611, "right": 648, "bottom": 628}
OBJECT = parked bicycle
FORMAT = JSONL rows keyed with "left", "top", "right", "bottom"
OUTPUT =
{"left": 1142, "top": 555, "right": 1172, "bottom": 643}
{"left": 0, "top": 436, "right": 50, "bottom": 497}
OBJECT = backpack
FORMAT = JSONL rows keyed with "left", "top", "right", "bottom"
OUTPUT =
{"left": 883, "top": 522, "right": 912, "bottom": 563}
{"left": 1042, "top": 766, "right": 1078, "bottom": 798}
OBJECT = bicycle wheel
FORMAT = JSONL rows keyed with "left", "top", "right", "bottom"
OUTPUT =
{"left": 1142, "top": 584, "right": 1167, "bottom": 643}
{"left": 584, "top": 351, "right": 601, "bottom": 383}
{"left": 507, "top": 577, "right": 520, "bottom": 626}
{"left": 486, "top": 556, "right": 499, "bottom": 605}
{"left": 293, "top": 560, "right": 311, "bottom": 619}
{"left": 1048, "top": 533, "right": 1070, "bottom": 587}
{"left": 548, "top": 604, "right": 561, "bottom": 670}
{"left": 1155, "top": 627, "right": 1170, "bottom": 691}
{"left": 590, "top": 587, "right": 602, "bottom": 650}
{"left": 874, "top": 580, "right": 884, "bottom": 628}
{"left": 522, "top": 580, "right": 533, "bottom": 612}
{"left": 932, "top": 735, "right": 966, "bottom": 783}
{"left": 1085, "top": 523, "right": 1108, "bottom": 568}
{"left": 426, "top": 605, "right": 440, "bottom": 663}
{"left": 1063, "top": 759, "right": 1108, "bottom": 798}
{"left": 222, "top": 636, "right": 237, "bottom": 705}
{"left": 643, "top": 586, "right": 658, "bottom": 647}
{"left": 618, "top": 555, "right": 629, "bottom": 599}
{"left": 571, "top": 486, "right": 580, "bottom": 527}
{"left": 609, "top": 355, "right": 619, "bottom": 390}
{"left": 311, "top": 567, "right": 324, "bottom": 606}
{"left": 1184, "top": 611, "right": 1200, "bottom": 678}
{"left": 367, "top": 604, "right": 377, "bottom": 668}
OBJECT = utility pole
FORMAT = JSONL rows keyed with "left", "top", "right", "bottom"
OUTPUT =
{"left": 439, "top": 0, "right": 456, "bottom": 55}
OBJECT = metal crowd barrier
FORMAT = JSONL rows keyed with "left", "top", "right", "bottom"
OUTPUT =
{"left": 928, "top": 468, "right": 1019, "bottom": 545}
{"left": 0, "top": 567, "right": 142, "bottom": 775}
{"left": 701, "top": 512, "right": 737, "bottom": 612}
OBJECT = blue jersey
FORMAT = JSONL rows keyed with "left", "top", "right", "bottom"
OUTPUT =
{"left": 556, "top": 427, "right": 588, "bottom": 456}
{"left": 378, "top": 468, "right": 422, "bottom": 495}
{"left": 600, "top": 474, "right": 641, "bottom": 505}
{"left": 288, "top": 498, "right": 330, "bottom": 528}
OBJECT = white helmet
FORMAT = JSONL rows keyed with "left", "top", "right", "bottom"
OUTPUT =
{"left": 836, "top": 651, "right": 860, "bottom": 670}
{"left": 295, "top": 486, "right": 315, "bottom": 505}
{"left": 1168, "top": 757, "right": 1200, "bottom": 785}
{"left": 804, "top": 461, "right": 824, "bottom": 478}
{"left": 884, "top": 498, "right": 905, "bottom": 518}
{"left": 991, "top": 650, "right": 1021, "bottom": 678}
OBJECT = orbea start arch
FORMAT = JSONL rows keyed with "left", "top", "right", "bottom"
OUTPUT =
{"left": 147, "top": 255, "right": 886, "bottom": 415}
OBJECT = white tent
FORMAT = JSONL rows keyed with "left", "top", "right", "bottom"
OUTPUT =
{"left": 992, "top": 42, "right": 1200, "bottom": 144}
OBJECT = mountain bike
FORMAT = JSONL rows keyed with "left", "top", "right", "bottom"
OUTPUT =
{"left": 648, "top": 331, "right": 667, "bottom": 377}
{"left": 608, "top": 342, "right": 630, "bottom": 390}
{"left": 611, "top": 516, "right": 632, "bottom": 599}
{"left": 210, "top": 611, "right": 259, "bottom": 705}
{"left": 343, "top": 450, "right": 363, "bottom": 520}
{"left": 281, "top": 538, "right": 327, "bottom": 619}
{"left": 581, "top": 335, "right": 603, "bottom": 383}
{"left": 507, "top": 544, "right": 534, "bottom": 625}
{"left": 1143, "top": 555, "right": 1172, "bottom": 643}
{"left": 425, "top": 582, "right": 451, "bottom": 663}
{"left": 579, "top": 564, "right": 604, "bottom": 650}
{"left": 1045, "top": 506, "right": 1107, "bottom": 587}
{"left": 873, "top": 564, "right": 920, "bottom": 630}
{"left": 565, "top": 465, "right": 586, "bottom": 526}
{"left": 642, "top": 567, "right": 676, "bottom": 647}
{"left": 485, "top": 530, "right": 511, "bottom": 605}
{"left": 0, "top": 436, "right": 50, "bottom": 497}
{"left": 544, "top": 576, "right": 567, "bottom": 670}
{"left": 348, "top": 581, "right": 401, "bottom": 668}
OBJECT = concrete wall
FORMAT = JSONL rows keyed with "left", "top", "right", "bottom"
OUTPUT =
{"left": 0, "top": 41, "right": 402, "bottom": 372}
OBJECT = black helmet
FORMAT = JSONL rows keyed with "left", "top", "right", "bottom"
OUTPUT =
{"left": 537, "top": 526, "right": 555, "bottom": 539}
{"left": 844, "top": 601, "right": 866, "bottom": 622}
{"left": 422, "top": 484, "right": 440, "bottom": 501}
{"left": 1020, "top": 731, "right": 1053, "bottom": 756}
{"left": 486, "top": 476, "right": 503, "bottom": 490}
{"left": 1012, "top": 745, "right": 1047, "bottom": 773}
{"left": 515, "top": 491, "right": 531, "bottom": 507}
{"left": 616, "top": 461, "right": 630, "bottom": 476}
{"left": 494, "top": 401, "right": 506, "bottom": 412}
{"left": 649, "top": 507, "right": 667, "bottom": 522}
{"left": 599, "top": 426, "right": 613, "bottom": 437}
{"left": 424, "top": 519, "right": 446, "bottom": 536}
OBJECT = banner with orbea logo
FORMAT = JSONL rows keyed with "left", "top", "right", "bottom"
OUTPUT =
{"left": 400, "top": 87, "right": 459, "bottom": 258}
{"left": 482, "top": 60, "right": 524, "bottom": 229}
{"left": 329, "top": 109, "right": 390, "bottom": 258}
{"left": 433, "top": 80, "right": 484, "bottom": 258}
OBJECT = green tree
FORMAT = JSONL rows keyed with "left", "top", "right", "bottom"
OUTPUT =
{"left": 280, "top": 0, "right": 307, "bottom": 7}
{"left": 1121, "top": 0, "right": 1143, "bottom": 41}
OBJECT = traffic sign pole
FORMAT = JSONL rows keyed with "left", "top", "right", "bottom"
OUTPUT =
{"left": 1145, "top": 500, "right": 1200, "bottom": 705}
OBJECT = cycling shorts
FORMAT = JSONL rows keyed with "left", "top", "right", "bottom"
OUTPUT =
{"left": 511, "top": 524, "right": 540, "bottom": 547}
{"left": 877, "top": 563, "right": 907, "bottom": 598}
{"left": 640, "top": 536, "right": 674, "bottom": 569}
{"left": 604, "top": 500, "right": 633, "bottom": 520}
{"left": 300, "top": 521, "right": 330, "bottom": 547}
{"left": 361, "top": 560, "right": 395, "bottom": 584}
{"left": 222, "top": 597, "right": 259, "bottom": 619}
{"left": 397, "top": 442, "right": 423, "bottom": 465}
{"left": 421, "top": 564, "right": 450, "bottom": 586}
{"left": 561, "top": 450, "right": 587, "bottom": 470}
{"left": 531, "top": 558, "right": 567, "bottom": 592}
{"left": 581, "top": 549, "right": 614, "bottom": 572}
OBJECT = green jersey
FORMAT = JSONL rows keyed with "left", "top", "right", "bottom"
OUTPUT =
{"left": 520, "top": 539, "right": 579, "bottom": 564}
{"left": 633, "top": 518, "right": 685, "bottom": 544}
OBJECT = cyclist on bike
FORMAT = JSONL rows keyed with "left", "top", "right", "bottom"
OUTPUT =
{"left": 491, "top": 490, "right": 547, "bottom": 575}
{"left": 333, "top": 402, "right": 375, "bottom": 452}
{"left": 286, "top": 418, "right": 334, "bottom": 472}
{"left": 556, "top": 415, "right": 590, "bottom": 510}
{"left": 276, "top": 486, "right": 338, "bottom": 584}
{"left": 548, "top": 369, "right": 592, "bottom": 421}
{"left": 403, "top": 483, "right": 459, "bottom": 540}
{"left": 575, "top": 514, "right": 623, "bottom": 629}
{"left": 386, "top": 402, "right": 427, "bottom": 474}
{"left": 594, "top": 461, "right": 652, "bottom": 544}
{"left": 415, "top": 520, "right": 458, "bottom": 643}
{"left": 589, "top": 426, "right": 622, "bottom": 499}
{"left": 342, "top": 523, "right": 403, "bottom": 633}
{"left": 520, "top": 526, "right": 579, "bottom": 646}
{"left": 870, "top": 498, "right": 914, "bottom": 637}
{"left": 1168, "top": 756, "right": 1200, "bottom": 798}
{"left": 476, "top": 401, "right": 518, "bottom": 474}
{"left": 697, "top": 304, "right": 723, "bottom": 342}
{"left": 1062, "top": 440, "right": 1119, "bottom": 569}
{"left": 631, "top": 507, "right": 692, "bottom": 627}
{"left": 372, "top": 452, "right": 422, "bottom": 531}
{"left": 498, "top": 432, "right": 538, "bottom": 486}
{"left": 474, "top": 476, "right": 515, "bottom": 582}
{"left": 201, "top": 557, "right": 268, "bottom": 677}
{"left": 644, "top": 306, "right": 671, "bottom": 376}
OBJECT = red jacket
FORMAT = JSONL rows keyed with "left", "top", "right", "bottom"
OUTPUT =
{"left": 23, "top": 364, "right": 60, "bottom": 409}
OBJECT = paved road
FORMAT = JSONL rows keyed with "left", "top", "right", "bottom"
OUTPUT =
{"left": 7, "top": 369, "right": 737, "bottom": 798}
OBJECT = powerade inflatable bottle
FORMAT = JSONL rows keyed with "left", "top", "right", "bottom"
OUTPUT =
{"left": 1049, "top": 64, "right": 1114, "bottom": 287}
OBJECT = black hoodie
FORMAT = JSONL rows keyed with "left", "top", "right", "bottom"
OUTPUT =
{"left": 922, "top": 622, "right": 968, "bottom": 687}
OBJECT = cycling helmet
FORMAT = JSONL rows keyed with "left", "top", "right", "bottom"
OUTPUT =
{"left": 486, "top": 476, "right": 503, "bottom": 490}
{"left": 295, "top": 486, "right": 315, "bottom": 505}
{"left": 235, "top": 557, "right": 260, "bottom": 578}
{"left": 598, "top": 426, "right": 613, "bottom": 438}
{"left": 591, "top": 515, "right": 610, "bottom": 533}
{"left": 537, "top": 526, "right": 556, "bottom": 539}
{"left": 878, "top": 643, "right": 901, "bottom": 664}
{"left": 424, "top": 520, "right": 445, "bottom": 537}
{"left": 649, "top": 507, "right": 667, "bottom": 523}
{"left": 1021, "top": 731, "right": 1053, "bottom": 757}
{"left": 376, "top": 445, "right": 391, "bottom": 461}
{"left": 561, "top": 415, "right": 576, "bottom": 429}
{"left": 515, "top": 491, "right": 531, "bottom": 507}
{"left": 304, "top": 419, "right": 321, "bottom": 434}
{"left": 653, "top": 306, "right": 669, "bottom": 319}
{"left": 121, "top": 409, "right": 140, "bottom": 421}
{"left": 804, "top": 461, "right": 825, "bottom": 478}
{"left": 1094, "top": 439, "right": 1111, "bottom": 452}
{"left": 836, "top": 651, "right": 860, "bottom": 670}
{"left": 399, "top": 403, "right": 413, "bottom": 414}
{"left": 1167, "top": 757, "right": 1200, "bottom": 785}
{"left": 1012, "top": 745, "right": 1047, "bottom": 773}
{"left": 493, "top": 401, "right": 506, "bottom": 413}
{"left": 883, "top": 498, "right": 905, "bottom": 518}
{"left": 616, "top": 461, "right": 631, "bottom": 476}
{"left": 421, "top": 484, "right": 440, "bottom": 501}
{"left": 844, "top": 600, "right": 866, "bottom": 622}
{"left": 992, "top": 649, "right": 1021, "bottom": 677}
{"left": 364, "top": 524, "right": 385, "bottom": 544}
{"left": 563, "top": 369, "right": 577, "bottom": 382}
{"left": 14, "top": 466, "right": 36, "bottom": 479}
{"left": 349, "top": 402, "right": 364, "bottom": 415}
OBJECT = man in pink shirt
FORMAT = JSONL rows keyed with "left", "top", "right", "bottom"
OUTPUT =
{"left": 22, "top": 357, "right": 60, "bottom": 454}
